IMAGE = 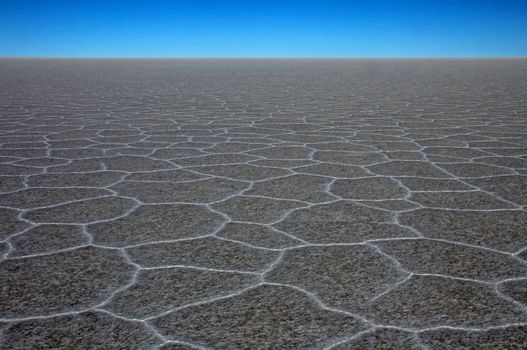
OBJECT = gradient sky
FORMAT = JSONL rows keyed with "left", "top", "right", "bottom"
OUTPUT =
{"left": 1, "top": 0, "right": 526, "bottom": 57}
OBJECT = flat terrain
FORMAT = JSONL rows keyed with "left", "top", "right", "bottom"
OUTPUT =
{"left": 1, "top": 59, "right": 527, "bottom": 349}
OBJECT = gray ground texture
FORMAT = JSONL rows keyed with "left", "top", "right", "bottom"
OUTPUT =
{"left": 1, "top": 58, "right": 527, "bottom": 349}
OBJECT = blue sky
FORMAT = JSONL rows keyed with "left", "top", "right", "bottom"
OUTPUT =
{"left": 1, "top": 0, "right": 526, "bottom": 57}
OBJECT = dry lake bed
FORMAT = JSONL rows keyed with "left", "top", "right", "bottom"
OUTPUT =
{"left": 1, "top": 59, "right": 527, "bottom": 349}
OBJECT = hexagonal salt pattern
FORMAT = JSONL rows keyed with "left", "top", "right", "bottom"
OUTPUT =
{"left": 1, "top": 59, "right": 527, "bottom": 349}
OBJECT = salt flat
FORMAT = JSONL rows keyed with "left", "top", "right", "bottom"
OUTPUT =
{"left": 1, "top": 59, "right": 527, "bottom": 349}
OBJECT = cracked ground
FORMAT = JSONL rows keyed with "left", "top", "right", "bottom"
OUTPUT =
{"left": 1, "top": 59, "right": 527, "bottom": 349}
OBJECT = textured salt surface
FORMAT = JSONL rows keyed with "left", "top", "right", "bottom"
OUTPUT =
{"left": 1, "top": 59, "right": 527, "bottom": 349}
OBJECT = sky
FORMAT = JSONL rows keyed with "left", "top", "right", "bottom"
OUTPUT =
{"left": 1, "top": 0, "right": 526, "bottom": 57}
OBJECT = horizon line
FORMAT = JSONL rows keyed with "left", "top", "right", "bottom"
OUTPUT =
{"left": 2, "top": 56, "right": 527, "bottom": 60}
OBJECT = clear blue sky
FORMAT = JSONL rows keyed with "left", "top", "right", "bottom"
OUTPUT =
{"left": 1, "top": 0, "right": 526, "bottom": 57}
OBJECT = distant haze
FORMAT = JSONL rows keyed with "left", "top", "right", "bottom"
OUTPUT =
{"left": 1, "top": 0, "right": 526, "bottom": 58}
